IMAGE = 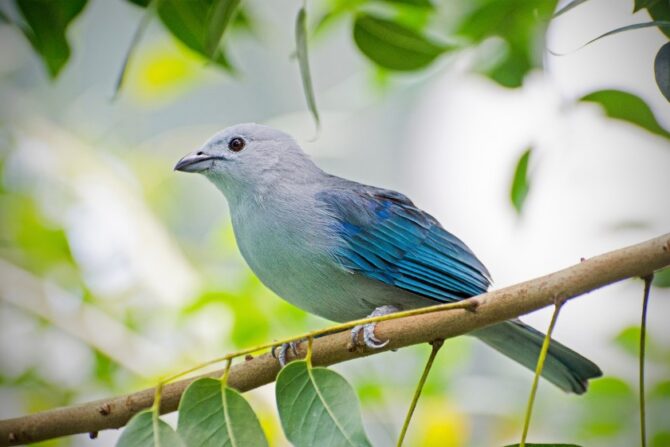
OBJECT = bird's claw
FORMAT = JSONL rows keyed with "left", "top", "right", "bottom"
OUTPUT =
{"left": 350, "top": 304, "right": 399, "bottom": 350}
{"left": 271, "top": 340, "right": 303, "bottom": 367}
{"left": 351, "top": 322, "right": 389, "bottom": 349}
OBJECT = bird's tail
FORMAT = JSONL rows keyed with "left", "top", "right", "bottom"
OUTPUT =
{"left": 473, "top": 321, "right": 602, "bottom": 394}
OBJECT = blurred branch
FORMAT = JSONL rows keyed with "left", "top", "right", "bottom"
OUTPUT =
{"left": 0, "top": 260, "right": 172, "bottom": 377}
{"left": 1, "top": 233, "right": 670, "bottom": 445}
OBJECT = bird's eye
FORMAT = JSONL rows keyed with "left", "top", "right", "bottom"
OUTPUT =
{"left": 228, "top": 137, "right": 245, "bottom": 152}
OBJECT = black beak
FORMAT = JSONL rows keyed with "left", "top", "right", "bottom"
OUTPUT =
{"left": 174, "top": 152, "right": 222, "bottom": 172}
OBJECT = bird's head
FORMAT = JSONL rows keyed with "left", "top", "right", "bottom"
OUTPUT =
{"left": 175, "top": 123, "right": 318, "bottom": 197}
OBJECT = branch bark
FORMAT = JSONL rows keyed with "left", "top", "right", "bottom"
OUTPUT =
{"left": 2, "top": 233, "right": 669, "bottom": 445}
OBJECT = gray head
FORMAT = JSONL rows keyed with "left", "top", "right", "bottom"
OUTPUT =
{"left": 175, "top": 123, "right": 321, "bottom": 199}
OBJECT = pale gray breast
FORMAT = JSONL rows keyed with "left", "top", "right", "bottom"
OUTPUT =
{"left": 228, "top": 190, "right": 429, "bottom": 322}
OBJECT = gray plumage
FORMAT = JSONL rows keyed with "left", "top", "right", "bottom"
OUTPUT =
{"left": 175, "top": 123, "right": 601, "bottom": 394}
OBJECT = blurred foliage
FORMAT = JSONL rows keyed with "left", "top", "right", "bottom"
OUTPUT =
{"left": 581, "top": 89, "right": 670, "bottom": 139}
{"left": 1, "top": 1, "right": 670, "bottom": 446}
{"left": 510, "top": 147, "right": 532, "bottom": 215}
{"left": 14, "top": 0, "right": 88, "bottom": 78}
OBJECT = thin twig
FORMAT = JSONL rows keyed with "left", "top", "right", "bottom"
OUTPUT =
{"left": 396, "top": 339, "right": 444, "bottom": 447}
{"left": 519, "top": 301, "right": 563, "bottom": 447}
{"left": 639, "top": 274, "right": 653, "bottom": 447}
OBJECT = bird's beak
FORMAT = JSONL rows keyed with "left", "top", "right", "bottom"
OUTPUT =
{"left": 174, "top": 151, "right": 218, "bottom": 173}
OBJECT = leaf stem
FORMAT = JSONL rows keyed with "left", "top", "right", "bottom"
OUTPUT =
{"left": 306, "top": 336, "right": 314, "bottom": 368}
{"left": 519, "top": 300, "right": 563, "bottom": 447}
{"left": 221, "top": 358, "right": 233, "bottom": 386}
{"left": 396, "top": 339, "right": 444, "bottom": 447}
{"left": 161, "top": 299, "right": 476, "bottom": 384}
{"left": 639, "top": 274, "right": 653, "bottom": 447}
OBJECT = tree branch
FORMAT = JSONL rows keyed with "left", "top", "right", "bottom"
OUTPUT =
{"left": 2, "top": 233, "right": 669, "bottom": 445}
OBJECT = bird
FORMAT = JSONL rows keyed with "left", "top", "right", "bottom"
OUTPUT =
{"left": 175, "top": 123, "right": 602, "bottom": 394}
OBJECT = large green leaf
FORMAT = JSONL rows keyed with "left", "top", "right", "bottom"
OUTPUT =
{"left": 580, "top": 89, "right": 670, "bottom": 139}
{"left": 646, "top": 0, "right": 670, "bottom": 38}
{"left": 635, "top": 0, "right": 663, "bottom": 12}
{"left": 296, "top": 7, "right": 320, "bottom": 129}
{"left": 116, "top": 410, "right": 185, "bottom": 447}
{"left": 276, "top": 360, "right": 372, "bottom": 447}
{"left": 177, "top": 378, "right": 268, "bottom": 447}
{"left": 156, "top": 0, "right": 232, "bottom": 69}
{"left": 15, "top": 0, "right": 88, "bottom": 78}
{"left": 353, "top": 14, "right": 450, "bottom": 71}
{"left": 510, "top": 147, "right": 532, "bottom": 214}
{"left": 205, "top": 0, "right": 241, "bottom": 57}
{"left": 655, "top": 41, "right": 670, "bottom": 102}
{"left": 457, "top": 0, "right": 558, "bottom": 87}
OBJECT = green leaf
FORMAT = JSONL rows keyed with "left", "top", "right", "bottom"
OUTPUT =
{"left": 553, "top": 0, "right": 590, "bottom": 18}
{"left": 577, "top": 377, "right": 636, "bottom": 437}
{"left": 510, "top": 148, "right": 532, "bottom": 214}
{"left": 613, "top": 325, "right": 642, "bottom": 357}
{"left": 177, "top": 378, "right": 268, "bottom": 447}
{"left": 647, "top": 1, "right": 670, "bottom": 38}
{"left": 653, "top": 266, "right": 670, "bottom": 287}
{"left": 15, "top": 0, "right": 88, "bottom": 78}
{"left": 276, "top": 360, "right": 372, "bottom": 447}
{"left": 635, "top": 0, "right": 662, "bottom": 12}
{"left": 114, "top": 1, "right": 156, "bottom": 98}
{"left": 655, "top": 41, "right": 670, "bottom": 102}
{"left": 156, "top": 0, "right": 233, "bottom": 69}
{"left": 205, "top": 0, "right": 241, "bottom": 57}
{"left": 353, "top": 14, "right": 449, "bottom": 71}
{"left": 295, "top": 7, "right": 320, "bottom": 130}
{"left": 117, "top": 410, "right": 185, "bottom": 447}
{"left": 457, "top": 0, "right": 558, "bottom": 87}
{"left": 580, "top": 89, "right": 670, "bottom": 139}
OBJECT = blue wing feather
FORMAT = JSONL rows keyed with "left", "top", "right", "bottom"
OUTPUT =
{"left": 317, "top": 184, "right": 491, "bottom": 304}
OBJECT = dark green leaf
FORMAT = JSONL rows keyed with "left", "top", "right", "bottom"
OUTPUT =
{"left": 156, "top": 0, "right": 232, "bottom": 69}
{"left": 126, "top": 0, "right": 151, "bottom": 7}
{"left": 295, "top": 7, "right": 320, "bottom": 130}
{"left": 553, "top": 0, "right": 590, "bottom": 17}
{"left": 635, "top": 0, "right": 662, "bottom": 12}
{"left": 117, "top": 410, "right": 185, "bottom": 447}
{"left": 177, "top": 378, "right": 268, "bottom": 447}
{"left": 276, "top": 360, "right": 372, "bottom": 447}
{"left": 654, "top": 41, "right": 670, "bottom": 101}
{"left": 16, "top": 0, "right": 88, "bottom": 78}
{"left": 457, "top": 0, "right": 558, "bottom": 87}
{"left": 114, "top": 1, "right": 156, "bottom": 99}
{"left": 353, "top": 14, "right": 450, "bottom": 71}
{"left": 647, "top": 1, "right": 670, "bottom": 38}
{"left": 580, "top": 90, "right": 670, "bottom": 139}
{"left": 205, "top": 0, "right": 241, "bottom": 57}
{"left": 510, "top": 148, "right": 532, "bottom": 214}
{"left": 653, "top": 266, "right": 670, "bottom": 287}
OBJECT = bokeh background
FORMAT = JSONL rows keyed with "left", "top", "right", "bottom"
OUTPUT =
{"left": 1, "top": 0, "right": 669, "bottom": 445}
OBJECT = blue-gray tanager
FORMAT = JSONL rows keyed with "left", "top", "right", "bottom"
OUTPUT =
{"left": 175, "top": 123, "right": 601, "bottom": 394}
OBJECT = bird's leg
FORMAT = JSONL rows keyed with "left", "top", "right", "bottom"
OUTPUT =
{"left": 350, "top": 305, "right": 399, "bottom": 350}
{"left": 271, "top": 340, "right": 303, "bottom": 367}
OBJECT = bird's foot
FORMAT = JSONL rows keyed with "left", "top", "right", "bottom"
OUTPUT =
{"left": 350, "top": 305, "right": 399, "bottom": 350}
{"left": 271, "top": 340, "right": 303, "bottom": 367}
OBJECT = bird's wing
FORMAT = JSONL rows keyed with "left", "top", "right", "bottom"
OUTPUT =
{"left": 316, "top": 185, "right": 491, "bottom": 303}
